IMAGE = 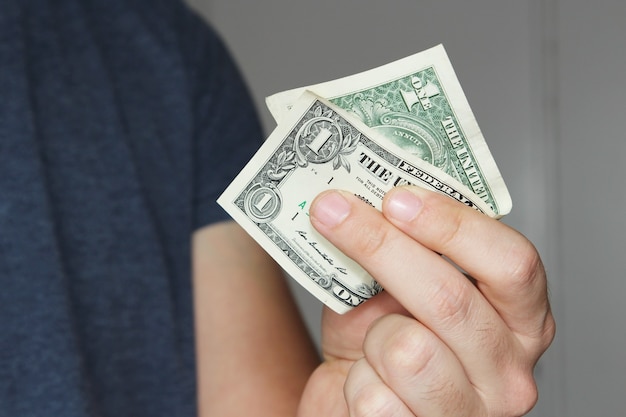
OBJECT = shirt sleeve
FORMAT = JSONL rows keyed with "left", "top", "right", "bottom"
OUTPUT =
{"left": 186, "top": 16, "right": 264, "bottom": 229}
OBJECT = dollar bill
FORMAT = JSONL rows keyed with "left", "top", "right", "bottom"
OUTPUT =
{"left": 218, "top": 91, "right": 495, "bottom": 314}
{"left": 266, "top": 44, "right": 511, "bottom": 217}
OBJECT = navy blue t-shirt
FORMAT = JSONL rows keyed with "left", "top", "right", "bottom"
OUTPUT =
{"left": 0, "top": 0, "right": 263, "bottom": 416}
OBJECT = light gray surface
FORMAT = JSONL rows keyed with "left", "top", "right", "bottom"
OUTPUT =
{"left": 187, "top": 0, "right": 626, "bottom": 415}
{"left": 557, "top": 1, "right": 626, "bottom": 415}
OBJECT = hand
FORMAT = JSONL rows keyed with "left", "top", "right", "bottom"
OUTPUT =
{"left": 297, "top": 186, "right": 555, "bottom": 417}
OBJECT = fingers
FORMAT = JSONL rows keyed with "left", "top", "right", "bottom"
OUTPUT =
{"left": 360, "top": 314, "right": 539, "bottom": 417}
{"left": 309, "top": 188, "right": 548, "bottom": 405}
{"left": 381, "top": 186, "right": 554, "bottom": 345}
{"left": 344, "top": 315, "right": 539, "bottom": 417}
{"left": 360, "top": 314, "right": 487, "bottom": 417}
{"left": 344, "top": 358, "right": 414, "bottom": 417}
{"left": 322, "top": 292, "right": 410, "bottom": 362}
{"left": 310, "top": 187, "right": 553, "bottom": 343}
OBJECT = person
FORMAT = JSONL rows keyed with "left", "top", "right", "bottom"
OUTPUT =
{"left": 0, "top": 1, "right": 554, "bottom": 417}
{"left": 0, "top": 0, "right": 314, "bottom": 415}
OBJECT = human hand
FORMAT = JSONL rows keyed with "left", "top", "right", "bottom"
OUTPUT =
{"left": 297, "top": 186, "right": 555, "bottom": 417}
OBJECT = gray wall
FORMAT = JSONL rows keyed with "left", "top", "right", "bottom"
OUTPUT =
{"left": 186, "top": 0, "right": 626, "bottom": 415}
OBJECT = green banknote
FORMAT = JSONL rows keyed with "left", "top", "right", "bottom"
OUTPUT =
{"left": 218, "top": 92, "right": 494, "bottom": 314}
{"left": 266, "top": 45, "right": 511, "bottom": 217}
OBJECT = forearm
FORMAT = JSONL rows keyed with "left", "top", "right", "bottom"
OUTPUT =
{"left": 193, "top": 221, "right": 319, "bottom": 417}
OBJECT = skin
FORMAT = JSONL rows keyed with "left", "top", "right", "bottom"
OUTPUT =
{"left": 193, "top": 186, "right": 555, "bottom": 417}
{"left": 300, "top": 186, "right": 555, "bottom": 417}
{"left": 193, "top": 222, "right": 319, "bottom": 417}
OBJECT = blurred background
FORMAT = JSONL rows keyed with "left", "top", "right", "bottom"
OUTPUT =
{"left": 185, "top": 0, "right": 626, "bottom": 415}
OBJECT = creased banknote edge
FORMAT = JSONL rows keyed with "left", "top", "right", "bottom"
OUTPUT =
{"left": 218, "top": 91, "right": 501, "bottom": 313}
{"left": 265, "top": 44, "right": 512, "bottom": 216}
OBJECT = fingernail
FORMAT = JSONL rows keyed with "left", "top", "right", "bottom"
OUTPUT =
{"left": 311, "top": 191, "right": 351, "bottom": 227}
{"left": 386, "top": 188, "right": 423, "bottom": 222}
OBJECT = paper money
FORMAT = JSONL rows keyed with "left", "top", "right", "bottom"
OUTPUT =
{"left": 218, "top": 45, "right": 511, "bottom": 313}
{"left": 266, "top": 44, "right": 511, "bottom": 217}
{"left": 218, "top": 92, "right": 497, "bottom": 314}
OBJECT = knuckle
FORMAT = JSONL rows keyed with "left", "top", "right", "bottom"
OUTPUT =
{"left": 379, "top": 324, "right": 437, "bottom": 382}
{"left": 502, "top": 240, "right": 544, "bottom": 291}
{"left": 486, "top": 367, "right": 538, "bottom": 416}
{"left": 518, "top": 305, "right": 556, "bottom": 352}
{"left": 374, "top": 324, "right": 470, "bottom": 413}
{"left": 428, "top": 205, "right": 466, "bottom": 252}
{"left": 540, "top": 312, "right": 557, "bottom": 350}
{"left": 349, "top": 218, "right": 390, "bottom": 259}
{"left": 505, "top": 373, "right": 539, "bottom": 416}
{"left": 430, "top": 279, "right": 474, "bottom": 331}
{"left": 526, "top": 310, "right": 556, "bottom": 355}
{"left": 348, "top": 383, "right": 401, "bottom": 417}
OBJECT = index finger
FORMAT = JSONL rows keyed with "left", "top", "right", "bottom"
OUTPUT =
{"left": 382, "top": 186, "right": 553, "bottom": 343}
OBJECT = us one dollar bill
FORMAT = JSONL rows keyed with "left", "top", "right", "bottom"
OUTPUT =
{"left": 218, "top": 91, "right": 498, "bottom": 314}
{"left": 266, "top": 44, "right": 511, "bottom": 217}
